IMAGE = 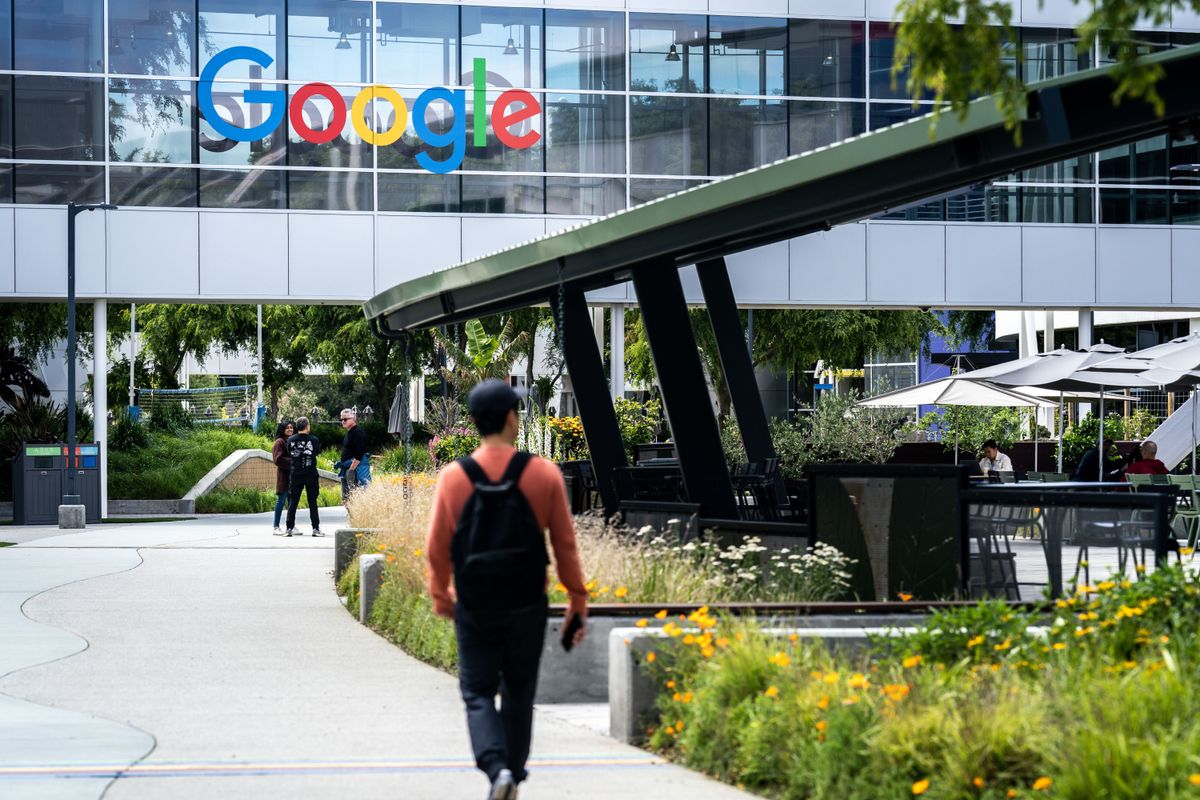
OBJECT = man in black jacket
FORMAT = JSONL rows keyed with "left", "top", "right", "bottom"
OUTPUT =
{"left": 339, "top": 408, "right": 370, "bottom": 497}
{"left": 1073, "top": 438, "right": 1123, "bottom": 482}
{"left": 286, "top": 416, "right": 322, "bottom": 537}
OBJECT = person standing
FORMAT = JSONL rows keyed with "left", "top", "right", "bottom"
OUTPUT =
{"left": 285, "top": 416, "right": 322, "bottom": 537}
{"left": 978, "top": 439, "right": 1013, "bottom": 474}
{"left": 339, "top": 408, "right": 371, "bottom": 497}
{"left": 271, "top": 419, "right": 294, "bottom": 534}
{"left": 426, "top": 380, "right": 589, "bottom": 800}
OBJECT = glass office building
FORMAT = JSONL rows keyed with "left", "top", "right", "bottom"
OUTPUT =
{"left": 0, "top": 0, "right": 1196, "bottom": 223}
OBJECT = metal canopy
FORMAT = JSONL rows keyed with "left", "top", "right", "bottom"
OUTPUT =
{"left": 365, "top": 44, "right": 1200, "bottom": 334}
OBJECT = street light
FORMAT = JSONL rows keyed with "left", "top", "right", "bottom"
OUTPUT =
{"left": 63, "top": 202, "right": 116, "bottom": 513}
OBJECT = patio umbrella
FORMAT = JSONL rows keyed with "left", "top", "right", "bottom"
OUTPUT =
{"left": 859, "top": 378, "right": 1054, "bottom": 465}
{"left": 387, "top": 381, "right": 413, "bottom": 440}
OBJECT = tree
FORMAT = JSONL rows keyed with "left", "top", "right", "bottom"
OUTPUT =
{"left": 119, "top": 304, "right": 238, "bottom": 388}
{"left": 433, "top": 318, "right": 530, "bottom": 394}
{"left": 893, "top": 0, "right": 1192, "bottom": 140}
{"left": 218, "top": 305, "right": 316, "bottom": 419}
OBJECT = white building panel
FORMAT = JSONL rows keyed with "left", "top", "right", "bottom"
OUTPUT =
{"left": 866, "top": 0, "right": 902, "bottom": 19}
{"left": 109, "top": 210, "right": 197, "bottom": 298}
{"left": 199, "top": 212, "right": 288, "bottom": 299}
{"left": 15, "top": 208, "right": 106, "bottom": 296}
{"left": 728, "top": 241, "right": 790, "bottom": 303}
{"left": 627, "top": 0, "right": 709, "bottom": 12}
{"left": 867, "top": 223, "right": 945, "bottom": 304}
{"left": 1021, "top": 226, "right": 1095, "bottom": 305}
{"left": 790, "top": 0, "right": 866, "bottom": 18}
{"left": 1172, "top": 228, "right": 1200, "bottom": 306}
{"left": 288, "top": 214, "right": 373, "bottom": 301}
{"left": 1021, "top": 0, "right": 1086, "bottom": 26}
{"left": 1097, "top": 227, "right": 1171, "bottom": 306}
{"left": 678, "top": 264, "right": 703, "bottom": 303}
{"left": 0, "top": 209, "right": 13, "bottom": 294}
{"left": 711, "top": 0, "right": 788, "bottom": 17}
{"left": 376, "top": 216, "right": 463, "bottom": 292}
{"left": 946, "top": 224, "right": 1021, "bottom": 305}
{"left": 462, "top": 217, "right": 546, "bottom": 262}
{"left": 789, "top": 223, "right": 866, "bottom": 303}
{"left": 1174, "top": 8, "right": 1200, "bottom": 30}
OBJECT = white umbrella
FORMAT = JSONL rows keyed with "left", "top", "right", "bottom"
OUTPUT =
{"left": 859, "top": 378, "right": 1054, "bottom": 465}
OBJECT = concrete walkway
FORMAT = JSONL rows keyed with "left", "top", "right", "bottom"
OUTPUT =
{"left": 0, "top": 513, "right": 750, "bottom": 799}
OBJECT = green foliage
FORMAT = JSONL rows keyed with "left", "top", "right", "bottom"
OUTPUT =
{"left": 432, "top": 432, "right": 480, "bottom": 465}
{"left": 432, "top": 317, "right": 529, "bottom": 394}
{"left": 109, "top": 408, "right": 152, "bottom": 451}
{"left": 195, "top": 486, "right": 339, "bottom": 514}
{"left": 909, "top": 406, "right": 1032, "bottom": 456}
{"left": 773, "top": 392, "right": 906, "bottom": 480}
{"left": 615, "top": 397, "right": 663, "bottom": 460}
{"left": 720, "top": 416, "right": 748, "bottom": 471}
{"left": 376, "top": 443, "right": 434, "bottom": 474}
{"left": 1121, "top": 407, "right": 1161, "bottom": 441}
{"left": 1058, "top": 413, "right": 1124, "bottom": 472}
{"left": 108, "top": 428, "right": 271, "bottom": 499}
{"left": 145, "top": 400, "right": 194, "bottom": 435}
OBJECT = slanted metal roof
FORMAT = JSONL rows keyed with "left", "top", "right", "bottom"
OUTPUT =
{"left": 365, "top": 44, "right": 1200, "bottom": 335}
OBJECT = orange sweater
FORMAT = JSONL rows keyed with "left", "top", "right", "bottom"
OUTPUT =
{"left": 426, "top": 444, "right": 589, "bottom": 618}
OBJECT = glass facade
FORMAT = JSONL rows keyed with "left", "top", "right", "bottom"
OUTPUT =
{"left": 0, "top": 1, "right": 1190, "bottom": 222}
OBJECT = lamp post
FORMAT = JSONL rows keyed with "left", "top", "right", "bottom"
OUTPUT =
{"left": 62, "top": 202, "right": 116, "bottom": 514}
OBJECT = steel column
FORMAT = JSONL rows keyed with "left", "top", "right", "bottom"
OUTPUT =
{"left": 696, "top": 258, "right": 786, "bottom": 504}
{"left": 632, "top": 264, "right": 739, "bottom": 519}
{"left": 555, "top": 285, "right": 627, "bottom": 516}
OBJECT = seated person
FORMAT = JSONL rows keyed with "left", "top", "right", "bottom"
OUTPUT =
{"left": 1073, "top": 438, "right": 1124, "bottom": 482}
{"left": 1124, "top": 440, "right": 1169, "bottom": 476}
{"left": 978, "top": 439, "right": 1013, "bottom": 474}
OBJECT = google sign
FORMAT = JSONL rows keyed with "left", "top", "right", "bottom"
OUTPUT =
{"left": 199, "top": 46, "right": 541, "bottom": 175}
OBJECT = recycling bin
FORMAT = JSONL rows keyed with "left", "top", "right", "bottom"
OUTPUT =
{"left": 13, "top": 443, "right": 101, "bottom": 525}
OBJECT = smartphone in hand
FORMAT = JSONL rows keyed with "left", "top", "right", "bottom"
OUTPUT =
{"left": 560, "top": 612, "right": 585, "bottom": 652}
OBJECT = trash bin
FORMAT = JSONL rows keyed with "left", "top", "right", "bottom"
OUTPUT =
{"left": 13, "top": 443, "right": 101, "bottom": 525}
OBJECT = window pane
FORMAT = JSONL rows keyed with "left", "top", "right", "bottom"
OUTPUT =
{"left": 378, "top": 172, "right": 460, "bottom": 212}
{"left": 288, "top": 85, "right": 368, "bottom": 168}
{"left": 376, "top": 89, "right": 463, "bottom": 171}
{"left": 110, "top": 80, "right": 194, "bottom": 163}
{"left": 0, "top": 166, "right": 12, "bottom": 203}
{"left": 461, "top": 174, "right": 543, "bottom": 213}
{"left": 1171, "top": 189, "right": 1200, "bottom": 225}
{"left": 708, "top": 17, "right": 785, "bottom": 96}
{"left": 630, "top": 177, "right": 706, "bottom": 205}
{"left": 15, "top": 164, "right": 104, "bottom": 204}
{"left": 199, "top": 81, "right": 287, "bottom": 166}
{"left": 462, "top": 7, "right": 542, "bottom": 90}
{"left": 109, "top": 0, "right": 194, "bottom": 77}
{"left": 1100, "top": 188, "right": 1169, "bottom": 224}
{"left": 710, "top": 98, "right": 785, "bottom": 175}
{"left": 869, "top": 22, "right": 934, "bottom": 101}
{"left": 14, "top": 0, "right": 103, "bottom": 73}
{"left": 110, "top": 165, "right": 198, "bottom": 206}
{"left": 789, "top": 101, "right": 863, "bottom": 154}
{"left": 0, "top": 77, "right": 12, "bottom": 159}
{"left": 545, "top": 93, "right": 625, "bottom": 174}
{"left": 288, "top": 170, "right": 372, "bottom": 211}
{"left": 789, "top": 19, "right": 864, "bottom": 99}
{"left": 1171, "top": 133, "right": 1200, "bottom": 188}
{"left": 1021, "top": 28, "right": 1091, "bottom": 81}
{"left": 630, "top": 94, "right": 706, "bottom": 176}
{"left": 15, "top": 76, "right": 104, "bottom": 161}
{"left": 199, "top": 167, "right": 284, "bottom": 207}
{"left": 376, "top": 3, "right": 458, "bottom": 87}
{"left": 546, "top": 177, "right": 625, "bottom": 215}
{"left": 630, "top": 14, "right": 705, "bottom": 93}
{"left": 993, "top": 186, "right": 1093, "bottom": 223}
{"left": 877, "top": 199, "right": 945, "bottom": 221}
{"left": 546, "top": 10, "right": 623, "bottom": 92}
{"left": 0, "top": 3, "right": 11, "bottom": 70}
{"left": 1012, "top": 156, "right": 1093, "bottom": 183}
{"left": 461, "top": 90, "right": 543, "bottom": 172}
{"left": 288, "top": 0, "right": 372, "bottom": 84}
{"left": 869, "top": 102, "right": 931, "bottom": 131}
{"left": 199, "top": 0, "right": 286, "bottom": 80}
{"left": 1099, "top": 135, "right": 1168, "bottom": 184}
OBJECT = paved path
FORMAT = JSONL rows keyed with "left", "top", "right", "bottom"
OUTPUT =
{"left": 0, "top": 513, "right": 749, "bottom": 800}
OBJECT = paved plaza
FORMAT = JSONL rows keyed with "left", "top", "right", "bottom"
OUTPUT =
{"left": 0, "top": 512, "right": 749, "bottom": 800}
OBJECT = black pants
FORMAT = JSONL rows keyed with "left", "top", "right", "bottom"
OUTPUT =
{"left": 455, "top": 599, "right": 548, "bottom": 784}
{"left": 285, "top": 474, "right": 320, "bottom": 531}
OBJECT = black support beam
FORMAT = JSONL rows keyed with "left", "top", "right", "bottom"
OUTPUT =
{"left": 555, "top": 285, "right": 626, "bottom": 516}
{"left": 632, "top": 263, "right": 739, "bottom": 520}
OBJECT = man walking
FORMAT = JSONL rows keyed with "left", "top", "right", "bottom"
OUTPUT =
{"left": 339, "top": 407, "right": 370, "bottom": 496}
{"left": 426, "top": 380, "right": 588, "bottom": 800}
{"left": 285, "top": 416, "right": 322, "bottom": 537}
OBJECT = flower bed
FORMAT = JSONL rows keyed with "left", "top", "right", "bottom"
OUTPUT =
{"left": 639, "top": 567, "right": 1200, "bottom": 799}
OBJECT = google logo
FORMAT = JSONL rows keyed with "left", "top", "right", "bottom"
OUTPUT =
{"left": 198, "top": 46, "right": 542, "bottom": 175}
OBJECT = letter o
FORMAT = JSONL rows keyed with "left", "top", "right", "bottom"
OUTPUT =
{"left": 289, "top": 83, "right": 346, "bottom": 144}
{"left": 350, "top": 85, "right": 408, "bottom": 147}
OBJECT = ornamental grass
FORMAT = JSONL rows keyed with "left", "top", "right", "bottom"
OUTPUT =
{"left": 641, "top": 566, "right": 1200, "bottom": 800}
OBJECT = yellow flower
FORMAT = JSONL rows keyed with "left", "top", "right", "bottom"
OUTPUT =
{"left": 585, "top": 579, "right": 597, "bottom": 591}
{"left": 654, "top": 609, "right": 668, "bottom": 620}
{"left": 903, "top": 655, "right": 923, "bottom": 668}
{"left": 823, "top": 672, "right": 840, "bottom": 685}
{"left": 814, "top": 719, "right": 827, "bottom": 732}
{"left": 614, "top": 586, "right": 629, "bottom": 598}
{"left": 993, "top": 638, "right": 1012, "bottom": 652}
{"left": 1052, "top": 642, "right": 1067, "bottom": 650}
{"left": 768, "top": 652, "right": 792, "bottom": 668}
{"left": 912, "top": 778, "right": 930, "bottom": 795}
{"left": 665, "top": 725, "right": 675, "bottom": 735}
{"left": 816, "top": 695, "right": 830, "bottom": 710}
{"left": 1189, "top": 774, "right": 1200, "bottom": 786}
{"left": 645, "top": 652, "right": 656, "bottom": 663}
{"left": 882, "top": 684, "right": 910, "bottom": 702}
{"left": 683, "top": 634, "right": 695, "bottom": 645}
{"left": 898, "top": 592, "right": 913, "bottom": 601}
{"left": 1136, "top": 564, "right": 1147, "bottom": 573}
{"left": 701, "top": 645, "right": 715, "bottom": 658}
{"left": 715, "top": 637, "right": 730, "bottom": 649}
{"left": 412, "top": 548, "right": 423, "bottom": 558}
{"left": 1007, "top": 790, "right": 1018, "bottom": 798}
{"left": 764, "top": 685, "right": 779, "bottom": 698}
{"left": 675, "top": 719, "right": 684, "bottom": 730}
{"left": 1181, "top": 547, "right": 1195, "bottom": 556}
{"left": 788, "top": 633, "right": 800, "bottom": 642}
{"left": 1032, "top": 776, "right": 1052, "bottom": 791}
{"left": 681, "top": 692, "right": 693, "bottom": 703}
{"left": 672, "top": 692, "right": 682, "bottom": 702}
{"left": 841, "top": 694, "right": 860, "bottom": 706}
{"left": 666, "top": 680, "right": 676, "bottom": 689}
{"left": 972, "top": 776, "right": 985, "bottom": 789}
{"left": 635, "top": 619, "right": 649, "bottom": 628}
{"left": 1074, "top": 626, "right": 1095, "bottom": 637}
{"left": 967, "top": 635, "right": 986, "bottom": 648}
{"left": 848, "top": 672, "right": 869, "bottom": 689}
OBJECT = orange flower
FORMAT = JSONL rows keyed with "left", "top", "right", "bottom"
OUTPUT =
{"left": 1032, "top": 777, "right": 1052, "bottom": 791}
{"left": 882, "top": 684, "right": 910, "bottom": 702}
{"left": 848, "top": 672, "right": 869, "bottom": 690}
{"left": 972, "top": 776, "right": 985, "bottom": 789}
{"left": 654, "top": 609, "right": 668, "bottom": 620}
{"left": 898, "top": 592, "right": 913, "bottom": 601}
{"left": 1006, "top": 790, "right": 1018, "bottom": 798}
{"left": 912, "top": 779, "right": 930, "bottom": 795}
{"left": 903, "top": 655, "right": 923, "bottom": 668}
{"left": 645, "top": 651, "right": 656, "bottom": 663}
{"left": 666, "top": 680, "right": 676, "bottom": 689}
{"left": 816, "top": 695, "right": 830, "bottom": 710}
{"left": 814, "top": 720, "right": 827, "bottom": 732}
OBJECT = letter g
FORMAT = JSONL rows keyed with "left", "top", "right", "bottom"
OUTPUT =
{"left": 199, "top": 47, "right": 285, "bottom": 142}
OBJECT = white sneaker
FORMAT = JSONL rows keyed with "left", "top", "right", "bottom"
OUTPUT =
{"left": 311, "top": 529, "right": 325, "bottom": 537}
{"left": 272, "top": 526, "right": 283, "bottom": 536}
{"left": 489, "top": 769, "right": 517, "bottom": 800}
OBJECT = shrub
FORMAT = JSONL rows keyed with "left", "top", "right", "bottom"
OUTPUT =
{"left": 547, "top": 415, "right": 588, "bottom": 460}
{"left": 376, "top": 443, "right": 433, "bottom": 474}
{"left": 1058, "top": 412, "right": 1124, "bottom": 472}
{"left": 108, "top": 428, "right": 272, "bottom": 499}
{"left": 431, "top": 430, "right": 480, "bottom": 465}
{"left": 145, "top": 400, "right": 194, "bottom": 435}
{"left": 109, "top": 408, "right": 151, "bottom": 451}
{"left": 195, "top": 485, "right": 340, "bottom": 514}
{"left": 615, "top": 398, "right": 663, "bottom": 461}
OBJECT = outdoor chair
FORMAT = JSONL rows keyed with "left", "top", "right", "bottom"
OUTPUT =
{"left": 1043, "top": 473, "right": 1070, "bottom": 482}
{"left": 967, "top": 502, "right": 1021, "bottom": 600}
{"left": 1072, "top": 507, "right": 1156, "bottom": 584}
{"left": 1168, "top": 475, "right": 1200, "bottom": 549}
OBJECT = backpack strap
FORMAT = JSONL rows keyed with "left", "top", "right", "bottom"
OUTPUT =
{"left": 457, "top": 456, "right": 490, "bottom": 487}
{"left": 499, "top": 451, "right": 533, "bottom": 487}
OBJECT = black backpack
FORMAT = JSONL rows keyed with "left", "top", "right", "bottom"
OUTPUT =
{"left": 451, "top": 452, "right": 550, "bottom": 611}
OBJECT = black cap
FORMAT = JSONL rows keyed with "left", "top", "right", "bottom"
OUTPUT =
{"left": 467, "top": 379, "right": 527, "bottom": 419}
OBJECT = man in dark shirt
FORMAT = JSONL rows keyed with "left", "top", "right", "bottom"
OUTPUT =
{"left": 1073, "top": 437, "right": 1124, "bottom": 482}
{"left": 285, "top": 416, "right": 322, "bottom": 537}
{"left": 339, "top": 408, "right": 371, "bottom": 496}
